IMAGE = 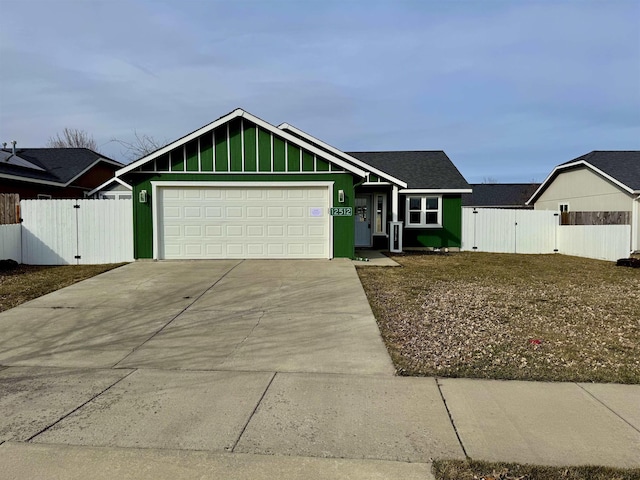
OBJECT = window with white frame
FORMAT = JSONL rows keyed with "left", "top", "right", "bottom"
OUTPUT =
{"left": 405, "top": 195, "right": 441, "bottom": 227}
{"left": 374, "top": 193, "right": 387, "bottom": 235}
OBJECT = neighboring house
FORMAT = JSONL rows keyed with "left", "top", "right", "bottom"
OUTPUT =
{"left": 0, "top": 146, "right": 123, "bottom": 199}
{"left": 112, "top": 108, "right": 471, "bottom": 260}
{"left": 462, "top": 183, "right": 540, "bottom": 209}
{"left": 527, "top": 150, "right": 640, "bottom": 253}
{"left": 88, "top": 177, "right": 133, "bottom": 200}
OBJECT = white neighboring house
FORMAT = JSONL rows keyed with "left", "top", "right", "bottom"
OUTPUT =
{"left": 527, "top": 151, "right": 640, "bottom": 253}
{"left": 88, "top": 177, "right": 133, "bottom": 200}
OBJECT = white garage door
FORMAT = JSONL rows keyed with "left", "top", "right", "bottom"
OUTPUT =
{"left": 157, "top": 186, "right": 330, "bottom": 259}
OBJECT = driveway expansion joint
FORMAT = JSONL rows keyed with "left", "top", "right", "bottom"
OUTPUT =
{"left": 111, "top": 260, "right": 245, "bottom": 368}
{"left": 576, "top": 382, "right": 640, "bottom": 434}
{"left": 24, "top": 369, "right": 137, "bottom": 443}
{"left": 230, "top": 371, "right": 277, "bottom": 453}
{"left": 435, "top": 377, "right": 469, "bottom": 459}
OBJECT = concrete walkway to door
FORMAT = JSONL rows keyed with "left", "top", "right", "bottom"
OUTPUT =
{"left": 1, "top": 259, "right": 638, "bottom": 479}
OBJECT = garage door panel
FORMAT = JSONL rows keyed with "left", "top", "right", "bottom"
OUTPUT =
{"left": 159, "top": 186, "right": 329, "bottom": 259}
{"left": 247, "top": 207, "right": 263, "bottom": 217}
{"left": 247, "top": 226, "right": 264, "bottom": 237}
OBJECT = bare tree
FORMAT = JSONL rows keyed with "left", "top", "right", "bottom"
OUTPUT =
{"left": 47, "top": 128, "right": 98, "bottom": 151}
{"left": 111, "top": 131, "right": 166, "bottom": 162}
{"left": 481, "top": 176, "right": 498, "bottom": 184}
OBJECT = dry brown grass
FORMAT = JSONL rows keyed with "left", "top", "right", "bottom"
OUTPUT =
{"left": 0, "top": 264, "right": 126, "bottom": 312}
{"left": 357, "top": 252, "right": 640, "bottom": 383}
{"left": 433, "top": 459, "right": 640, "bottom": 480}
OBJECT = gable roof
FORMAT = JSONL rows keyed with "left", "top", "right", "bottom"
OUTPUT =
{"left": 528, "top": 151, "right": 640, "bottom": 204}
{"left": 0, "top": 148, "right": 123, "bottom": 187}
{"left": 116, "top": 108, "right": 367, "bottom": 179}
{"left": 278, "top": 123, "right": 407, "bottom": 188}
{"left": 462, "top": 183, "right": 540, "bottom": 208}
{"left": 346, "top": 151, "right": 471, "bottom": 192}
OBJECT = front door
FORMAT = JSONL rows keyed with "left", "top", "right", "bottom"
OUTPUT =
{"left": 355, "top": 195, "right": 372, "bottom": 247}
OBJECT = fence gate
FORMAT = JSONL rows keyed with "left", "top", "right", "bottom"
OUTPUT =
{"left": 462, "top": 208, "right": 558, "bottom": 254}
{"left": 20, "top": 199, "right": 134, "bottom": 265}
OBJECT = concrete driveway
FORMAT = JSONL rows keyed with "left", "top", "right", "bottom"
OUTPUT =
{"left": 0, "top": 259, "right": 394, "bottom": 375}
{"left": 0, "top": 260, "right": 462, "bottom": 478}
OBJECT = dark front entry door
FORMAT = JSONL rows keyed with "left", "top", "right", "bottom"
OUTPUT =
{"left": 355, "top": 195, "right": 372, "bottom": 247}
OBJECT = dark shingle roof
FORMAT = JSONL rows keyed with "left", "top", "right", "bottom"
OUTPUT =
{"left": 346, "top": 151, "right": 470, "bottom": 190}
{"left": 561, "top": 151, "right": 640, "bottom": 191}
{"left": 462, "top": 183, "right": 540, "bottom": 207}
{"left": 0, "top": 148, "right": 122, "bottom": 185}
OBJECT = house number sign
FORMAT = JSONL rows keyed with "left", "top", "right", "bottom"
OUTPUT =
{"left": 329, "top": 207, "right": 353, "bottom": 216}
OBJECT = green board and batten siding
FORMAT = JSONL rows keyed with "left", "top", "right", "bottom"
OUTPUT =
{"left": 124, "top": 117, "right": 357, "bottom": 259}
{"left": 402, "top": 196, "right": 463, "bottom": 248}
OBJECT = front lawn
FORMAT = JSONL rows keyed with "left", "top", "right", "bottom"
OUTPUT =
{"left": 0, "top": 264, "right": 126, "bottom": 312}
{"left": 357, "top": 252, "right": 640, "bottom": 383}
{"left": 433, "top": 459, "right": 640, "bottom": 480}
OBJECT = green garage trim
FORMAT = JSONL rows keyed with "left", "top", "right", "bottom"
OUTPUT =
{"left": 128, "top": 173, "right": 356, "bottom": 260}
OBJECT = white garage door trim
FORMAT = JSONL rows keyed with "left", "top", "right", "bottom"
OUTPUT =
{"left": 151, "top": 181, "right": 334, "bottom": 259}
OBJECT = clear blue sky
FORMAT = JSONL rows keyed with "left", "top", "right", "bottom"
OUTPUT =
{"left": 1, "top": 0, "right": 639, "bottom": 183}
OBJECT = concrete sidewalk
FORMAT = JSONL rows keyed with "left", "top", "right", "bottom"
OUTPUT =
{"left": 0, "top": 260, "right": 638, "bottom": 478}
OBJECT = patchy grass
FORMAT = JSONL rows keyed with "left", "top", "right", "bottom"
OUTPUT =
{"left": 0, "top": 264, "right": 127, "bottom": 312}
{"left": 432, "top": 459, "right": 640, "bottom": 480}
{"left": 357, "top": 253, "right": 640, "bottom": 383}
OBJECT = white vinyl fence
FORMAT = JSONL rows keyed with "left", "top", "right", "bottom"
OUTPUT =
{"left": 0, "top": 224, "right": 21, "bottom": 262}
{"left": 557, "top": 225, "right": 631, "bottom": 262}
{"left": 18, "top": 199, "right": 134, "bottom": 265}
{"left": 462, "top": 207, "right": 632, "bottom": 262}
{"left": 462, "top": 208, "right": 558, "bottom": 254}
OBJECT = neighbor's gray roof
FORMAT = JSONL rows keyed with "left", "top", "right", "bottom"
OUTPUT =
{"left": 0, "top": 148, "right": 122, "bottom": 185}
{"left": 346, "top": 151, "right": 470, "bottom": 190}
{"left": 561, "top": 151, "right": 640, "bottom": 191}
{"left": 462, "top": 183, "right": 540, "bottom": 207}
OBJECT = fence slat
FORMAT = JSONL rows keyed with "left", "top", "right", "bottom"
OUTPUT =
{"left": 0, "top": 194, "right": 20, "bottom": 224}
{"left": 0, "top": 224, "right": 21, "bottom": 261}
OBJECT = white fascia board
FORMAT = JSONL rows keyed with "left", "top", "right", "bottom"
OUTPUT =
{"left": 87, "top": 176, "right": 133, "bottom": 197}
{"left": 244, "top": 113, "right": 366, "bottom": 178}
{"left": 64, "top": 159, "right": 120, "bottom": 189}
{"left": 151, "top": 181, "right": 334, "bottom": 188}
{"left": 117, "top": 108, "right": 366, "bottom": 179}
{"left": 527, "top": 160, "right": 635, "bottom": 205}
{"left": 399, "top": 188, "right": 472, "bottom": 194}
{"left": 278, "top": 123, "right": 407, "bottom": 188}
{"left": 117, "top": 108, "right": 245, "bottom": 176}
{"left": 0, "top": 172, "right": 65, "bottom": 187}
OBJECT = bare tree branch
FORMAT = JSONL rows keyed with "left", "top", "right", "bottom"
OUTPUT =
{"left": 111, "top": 131, "right": 167, "bottom": 162}
{"left": 47, "top": 128, "right": 98, "bottom": 151}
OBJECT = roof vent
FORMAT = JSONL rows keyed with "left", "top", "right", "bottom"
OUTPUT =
{"left": 11, "top": 140, "right": 16, "bottom": 155}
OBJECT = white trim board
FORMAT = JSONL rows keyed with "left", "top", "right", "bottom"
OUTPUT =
{"left": 399, "top": 188, "right": 472, "bottom": 194}
{"left": 278, "top": 122, "right": 408, "bottom": 188}
{"left": 150, "top": 181, "right": 335, "bottom": 260}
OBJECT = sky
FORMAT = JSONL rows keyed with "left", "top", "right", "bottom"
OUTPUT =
{"left": 1, "top": 0, "right": 639, "bottom": 183}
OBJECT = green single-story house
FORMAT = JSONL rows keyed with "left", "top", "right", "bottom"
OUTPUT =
{"left": 113, "top": 108, "right": 471, "bottom": 260}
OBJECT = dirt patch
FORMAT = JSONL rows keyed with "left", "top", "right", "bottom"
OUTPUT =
{"left": 357, "top": 253, "right": 640, "bottom": 383}
{"left": 0, "top": 264, "right": 127, "bottom": 312}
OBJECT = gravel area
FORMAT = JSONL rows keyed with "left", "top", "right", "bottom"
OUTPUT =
{"left": 357, "top": 252, "right": 640, "bottom": 383}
